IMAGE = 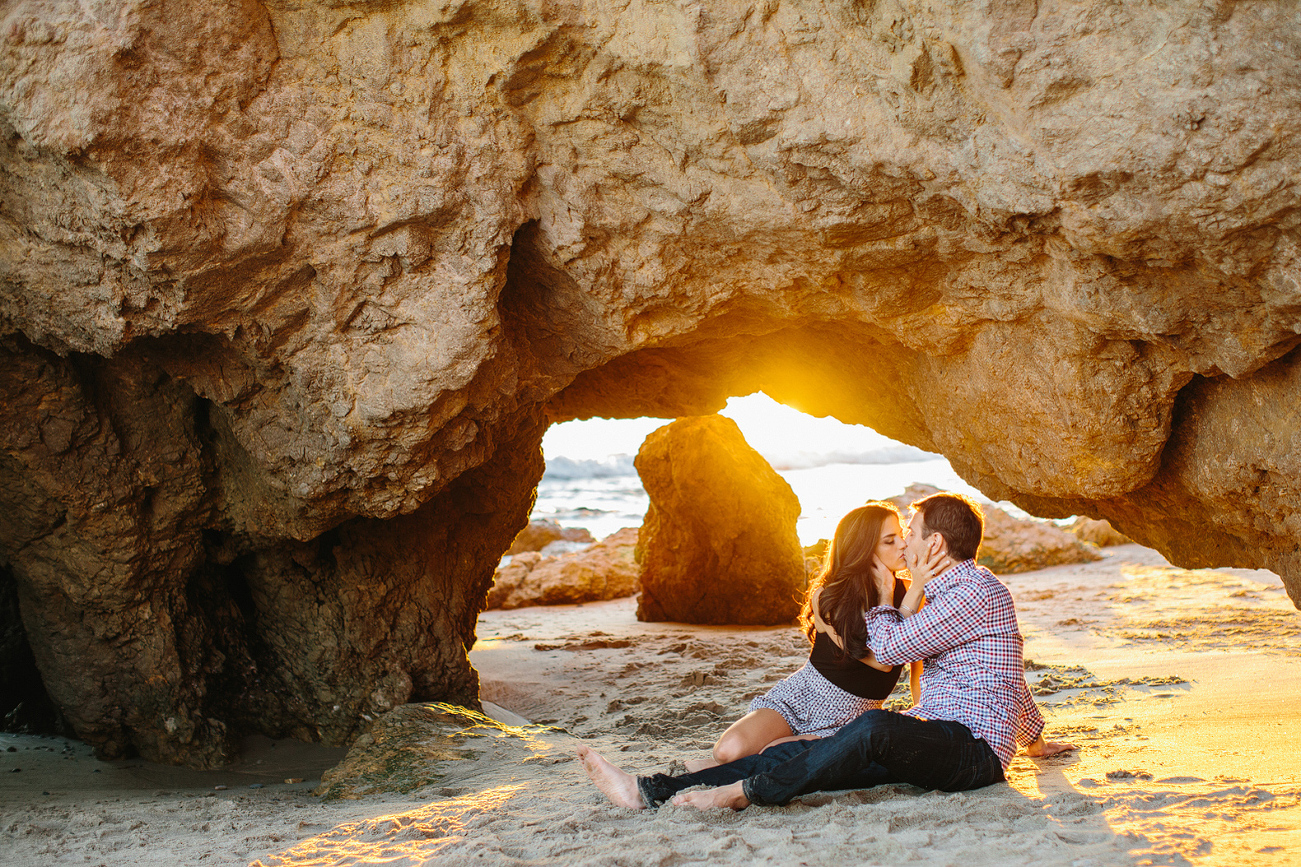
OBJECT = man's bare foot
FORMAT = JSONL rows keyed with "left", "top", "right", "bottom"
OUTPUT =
{"left": 576, "top": 744, "right": 645, "bottom": 809}
{"left": 684, "top": 757, "right": 719, "bottom": 773}
{"left": 671, "top": 780, "right": 751, "bottom": 811}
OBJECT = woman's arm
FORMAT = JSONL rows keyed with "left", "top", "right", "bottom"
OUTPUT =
{"left": 909, "top": 661, "right": 922, "bottom": 706}
{"left": 813, "top": 587, "right": 892, "bottom": 671}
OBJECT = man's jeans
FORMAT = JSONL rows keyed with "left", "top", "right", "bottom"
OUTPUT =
{"left": 637, "top": 709, "right": 1005, "bottom": 808}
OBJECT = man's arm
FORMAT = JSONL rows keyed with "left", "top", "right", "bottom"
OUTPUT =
{"left": 1013, "top": 676, "right": 1046, "bottom": 746}
{"left": 1015, "top": 674, "right": 1077, "bottom": 757}
{"left": 1024, "top": 736, "right": 1076, "bottom": 758}
{"left": 866, "top": 573, "right": 992, "bottom": 666}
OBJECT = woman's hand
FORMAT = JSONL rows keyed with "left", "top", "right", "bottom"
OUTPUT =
{"left": 870, "top": 556, "right": 895, "bottom": 605}
{"left": 810, "top": 587, "right": 827, "bottom": 631}
{"left": 811, "top": 587, "right": 845, "bottom": 647}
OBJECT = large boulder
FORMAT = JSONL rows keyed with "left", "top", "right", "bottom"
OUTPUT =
{"left": 486, "top": 527, "right": 640, "bottom": 609}
{"left": 634, "top": 416, "right": 804, "bottom": 625}
{"left": 0, "top": 341, "right": 544, "bottom": 766}
{"left": 890, "top": 485, "right": 1101, "bottom": 574}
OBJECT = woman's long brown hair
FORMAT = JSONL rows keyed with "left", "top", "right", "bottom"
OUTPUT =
{"left": 799, "top": 503, "right": 901, "bottom": 661}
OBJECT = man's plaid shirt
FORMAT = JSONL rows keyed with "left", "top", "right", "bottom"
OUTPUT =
{"left": 866, "top": 559, "right": 1045, "bottom": 768}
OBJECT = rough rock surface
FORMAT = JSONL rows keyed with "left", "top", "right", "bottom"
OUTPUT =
{"left": 486, "top": 527, "right": 640, "bottom": 609}
{"left": 1069, "top": 517, "right": 1132, "bottom": 548}
{"left": 978, "top": 506, "right": 1103, "bottom": 574}
{"left": 0, "top": 338, "right": 543, "bottom": 766}
{"left": 635, "top": 417, "right": 804, "bottom": 624}
{"left": 0, "top": 565, "right": 65, "bottom": 733}
{"left": 2, "top": 0, "right": 1301, "bottom": 764}
{"left": 890, "top": 484, "right": 1101, "bottom": 574}
{"left": 505, "top": 520, "right": 595, "bottom": 556}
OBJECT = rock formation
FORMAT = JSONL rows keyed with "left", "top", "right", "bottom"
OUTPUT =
{"left": 2, "top": 0, "right": 1300, "bottom": 763}
{"left": 1069, "top": 517, "right": 1132, "bottom": 548}
{"left": 0, "top": 335, "right": 544, "bottom": 765}
{"left": 890, "top": 484, "right": 1101, "bottom": 573}
{"left": 486, "top": 526, "right": 639, "bottom": 609}
{"left": 978, "top": 506, "right": 1102, "bottom": 574}
{"left": 635, "top": 416, "right": 805, "bottom": 624}
{"left": 802, "top": 540, "right": 830, "bottom": 579}
{"left": 505, "top": 520, "right": 595, "bottom": 556}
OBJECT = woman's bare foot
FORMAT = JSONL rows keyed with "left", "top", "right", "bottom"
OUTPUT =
{"left": 576, "top": 744, "right": 645, "bottom": 810}
{"left": 684, "top": 757, "right": 719, "bottom": 773}
{"left": 670, "top": 781, "right": 751, "bottom": 811}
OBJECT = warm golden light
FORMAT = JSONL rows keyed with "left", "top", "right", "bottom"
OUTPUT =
{"left": 538, "top": 392, "right": 979, "bottom": 544}
{"left": 252, "top": 784, "right": 525, "bottom": 866}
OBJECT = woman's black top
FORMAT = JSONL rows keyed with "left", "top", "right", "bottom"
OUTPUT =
{"left": 809, "top": 582, "right": 907, "bottom": 700}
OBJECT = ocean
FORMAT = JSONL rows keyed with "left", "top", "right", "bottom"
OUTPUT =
{"left": 532, "top": 395, "right": 1030, "bottom": 545}
{"left": 531, "top": 449, "right": 986, "bottom": 546}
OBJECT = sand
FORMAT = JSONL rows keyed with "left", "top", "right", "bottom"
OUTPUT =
{"left": 3, "top": 543, "right": 1300, "bottom": 866}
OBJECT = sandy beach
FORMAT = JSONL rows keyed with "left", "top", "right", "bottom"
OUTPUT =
{"left": 3, "top": 543, "right": 1299, "bottom": 866}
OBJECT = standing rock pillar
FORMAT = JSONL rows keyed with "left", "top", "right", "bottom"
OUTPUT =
{"left": 634, "top": 415, "right": 805, "bottom": 625}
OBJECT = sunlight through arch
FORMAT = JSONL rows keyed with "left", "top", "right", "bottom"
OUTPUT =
{"left": 537, "top": 393, "right": 982, "bottom": 545}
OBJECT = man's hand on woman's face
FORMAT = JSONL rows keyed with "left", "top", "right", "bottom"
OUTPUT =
{"left": 905, "top": 538, "right": 948, "bottom": 588}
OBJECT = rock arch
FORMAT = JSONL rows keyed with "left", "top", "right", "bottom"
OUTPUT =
{"left": 1, "top": 0, "right": 1299, "bottom": 765}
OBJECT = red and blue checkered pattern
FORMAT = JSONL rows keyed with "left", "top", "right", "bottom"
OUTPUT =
{"left": 866, "top": 559, "right": 1045, "bottom": 768}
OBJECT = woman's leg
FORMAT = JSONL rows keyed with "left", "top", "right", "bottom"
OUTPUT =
{"left": 684, "top": 756, "right": 720, "bottom": 773}
{"left": 710, "top": 709, "right": 794, "bottom": 765}
{"left": 635, "top": 740, "right": 818, "bottom": 808}
{"left": 760, "top": 733, "right": 822, "bottom": 750}
{"left": 687, "top": 726, "right": 816, "bottom": 773}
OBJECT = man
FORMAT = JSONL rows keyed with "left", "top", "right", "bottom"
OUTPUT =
{"left": 578, "top": 492, "right": 1074, "bottom": 810}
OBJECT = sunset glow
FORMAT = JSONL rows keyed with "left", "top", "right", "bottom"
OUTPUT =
{"left": 542, "top": 392, "right": 905, "bottom": 464}
{"left": 538, "top": 392, "right": 978, "bottom": 544}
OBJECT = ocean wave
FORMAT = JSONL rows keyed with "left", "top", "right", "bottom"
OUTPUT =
{"left": 542, "top": 445, "right": 936, "bottom": 480}
{"left": 542, "top": 455, "right": 638, "bottom": 480}
{"left": 767, "top": 445, "right": 936, "bottom": 471}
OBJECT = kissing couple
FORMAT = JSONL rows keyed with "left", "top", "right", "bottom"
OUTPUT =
{"left": 578, "top": 491, "right": 1075, "bottom": 811}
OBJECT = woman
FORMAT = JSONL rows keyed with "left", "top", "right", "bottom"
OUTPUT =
{"left": 700, "top": 503, "right": 925, "bottom": 768}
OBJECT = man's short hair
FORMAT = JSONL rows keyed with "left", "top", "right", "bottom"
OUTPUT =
{"left": 912, "top": 493, "right": 984, "bottom": 562}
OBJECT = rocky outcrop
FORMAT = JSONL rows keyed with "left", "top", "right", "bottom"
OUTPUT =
{"left": 0, "top": 564, "right": 65, "bottom": 733}
{"left": 505, "top": 520, "right": 595, "bottom": 556}
{"left": 1069, "top": 518, "right": 1132, "bottom": 548}
{"left": 0, "top": 338, "right": 543, "bottom": 766}
{"left": 977, "top": 505, "right": 1103, "bottom": 574}
{"left": 635, "top": 417, "right": 804, "bottom": 624}
{"left": 2, "top": 0, "right": 1301, "bottom": 764}
{"left": 803, "top": 541, "right": 830, "bottom": 579}
{"left": 486, "top": 527, "right": 639, "bottom": 609}
{"left": 889, "top": 485, "right": 1100, "bottom": 574}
